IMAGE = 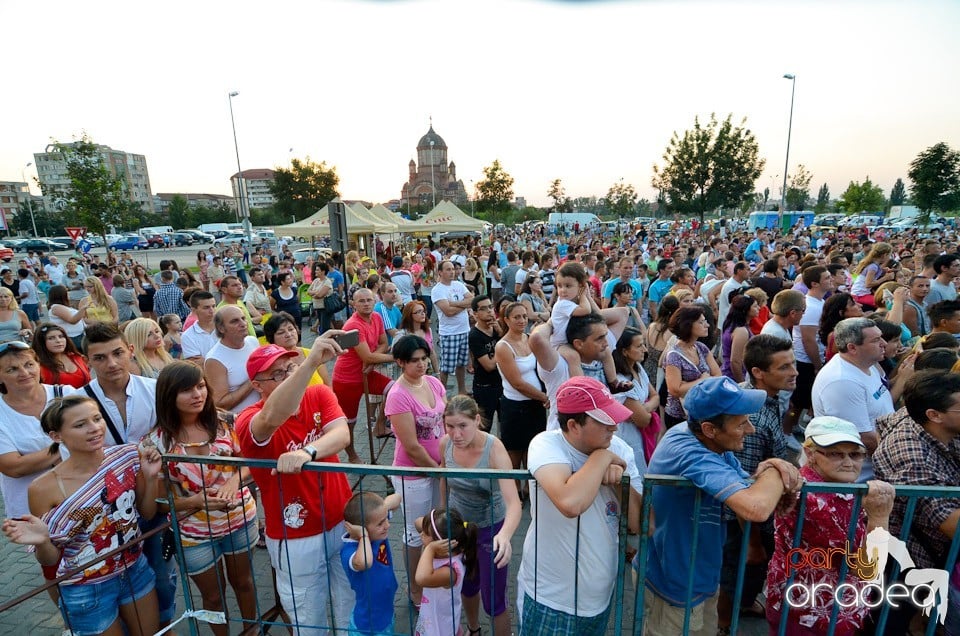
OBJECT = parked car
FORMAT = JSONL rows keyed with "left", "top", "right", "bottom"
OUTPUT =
{"left": 144, "top": 234, "right": 166, "bottom": 249}
{"left": 0, "top": 245, "right": 13, "bottom": 261}
{"left": 217, "top": 231, "right": 248, "bottom": 246}
{"left": 109, "top": 236, "right": 148, "bottom": 250}
{"left": 170, "top": 232, "right": 195, "bottom": 246}
{"left": 2, "top": 239, "right": 25, "bottom": 251}
{"left": 182, "top": 229, "right": 214, "bottom": 244}
{"left": 291, "top": 247, "right": 332, "bottom": 264}
{"left": 18, "top": 238, "right": 70, "bottom": 252}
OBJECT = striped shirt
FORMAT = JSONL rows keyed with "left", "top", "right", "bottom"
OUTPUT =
{"left": 44, "top": 445, "right": 143, "bottom": 585}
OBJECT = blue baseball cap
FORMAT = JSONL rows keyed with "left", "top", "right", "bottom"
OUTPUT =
{"left": 684, "top": 377, "right": 766, "bottom": 422}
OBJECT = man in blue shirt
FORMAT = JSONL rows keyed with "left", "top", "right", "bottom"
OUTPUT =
{"left": 744, "top": 231, "right": 769, "bottom": 264}
{"left": 641, "top": 377, "right": 801, "bottom": 635}
{"left": 646, "top": 258, "right": 676, "bottom": 318}
{"left": 374, "top": 282, "right": 402, "bottom": 345}
{"left": 601, "top": 257, "right": 644, "bottom": 310}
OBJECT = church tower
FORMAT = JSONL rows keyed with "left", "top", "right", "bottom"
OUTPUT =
{"left": 400, "top": 122, "right": 468, "bottom": 210}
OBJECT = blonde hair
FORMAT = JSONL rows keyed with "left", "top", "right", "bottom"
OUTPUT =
{"left": 0, "top": 287, "right": 19, "bottom": 310}
{"left": 124, "top": 318, "right": 172, "bottom": 378}
{"left": 873, "top": 282, "right": 902, "bottom": 308}
{"left": 745, "top": 287, "right": 768, "bottom": 307}
{"left": 84, "top": 276, "right": 111, "bottom": 309}
{"left": 672, "top": 288, "right": 695, "bottom": 304}
{"left": 853, "top": 242, "right": 893, "bottom": 276}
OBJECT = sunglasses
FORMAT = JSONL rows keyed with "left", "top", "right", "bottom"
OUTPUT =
{"left": 0, "top": 340, "right": 30, "bottom": 355}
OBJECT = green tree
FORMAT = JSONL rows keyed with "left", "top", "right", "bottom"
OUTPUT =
{"left": 814, "top": 183, "right": 831, "bottom": 214}
{"left": 41, "top": 134, "right": 141, "bottom": 242}
{"left": 908, "top": 143, "right": 960, "bottom": 222}
{"left": 606, "top": 179, "right": 638, "bottom": 220}
{"left": 269, "top": 157, "right": 340, "bottom": 221}
{"left": 837, "top": 177, "right": 885, "bottom": 215}
{"left": 548, "top": 179, "right": 572, "bottom": 213}
{"left": 475, "top": 160, "right": 515, "bottom": 221}
{"left": 785, "top": 164, "right": 813, "bottom": 211}
{"left": 651, "top": 113, "right": 765, "bottom": 225}
{"left": 167, "top": 195, "right": 192, "bottom": 230}
{"left": 889, "top": 178, "right": 907, "bottom": 207}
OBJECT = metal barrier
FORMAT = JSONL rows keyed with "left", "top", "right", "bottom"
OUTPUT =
{"left": 161, "top": 453, "right": 634, "bottom": 635}
{"left": 633, "top": 475, "right": 960, "bottom": 636}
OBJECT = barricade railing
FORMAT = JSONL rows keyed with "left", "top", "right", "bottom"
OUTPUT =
{"left": 161, "top": 454, "right": 633, "bottom": 636}
{"left": 633, "top": 475, "right": 960, "bottom": 636}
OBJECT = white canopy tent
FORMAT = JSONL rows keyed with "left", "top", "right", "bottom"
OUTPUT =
{"left": 272, "top": 198, "right": 391, "bottom": 238}
{"left": 402, "top": 200, "right": 486, "bottom": 233}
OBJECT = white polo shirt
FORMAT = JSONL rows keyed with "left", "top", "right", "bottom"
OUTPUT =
{"left": 181, "top": 321, "right": 220, "bottom": 360}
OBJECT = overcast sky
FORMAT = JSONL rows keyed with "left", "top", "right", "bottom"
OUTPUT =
{"left": 3, "top": 0, "right": 958, "bottom": 208}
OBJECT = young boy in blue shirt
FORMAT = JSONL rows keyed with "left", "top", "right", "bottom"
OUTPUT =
{"left": 341, "top": 491, "right": 401, "bottom": 635}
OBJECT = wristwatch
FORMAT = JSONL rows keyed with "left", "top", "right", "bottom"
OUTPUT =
{"left": 303, "top": 445, "right": 318, "bottom": 461}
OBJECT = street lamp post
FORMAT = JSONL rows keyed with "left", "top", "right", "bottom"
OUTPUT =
{"left": 779, "top": 74, "right": 797, "bottom": 230}
{"left": 228, "top": 91, "right": 253, "bottom": 246}
{"left": 429, "top": 140, "right": 436, "bottom": 209}
{"left": 21, "top": 163, "right": 38, "bottom": 238}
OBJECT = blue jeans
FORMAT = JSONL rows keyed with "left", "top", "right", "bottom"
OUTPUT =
{"left": 59, "top": 553, "right": 155, "bottom": 636}
{"left": 140, "top": 514, "right": 178, "bottom": 623}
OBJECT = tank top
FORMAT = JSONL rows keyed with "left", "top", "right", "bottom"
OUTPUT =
{"left": 49, "top": 305, "right": 86, "bottom": 338}
{"left": 85, "top": 303, "right": 113, "bottom": 324}
{"left": 497, "top": 340, "right": 539, "bottom": 401}
{"left": 0, "top": 312, "right": 22, "bottom": 342}
{"left": 907, "top": 298, "right": 930, "bottom": 336}
{"left": 444, "top": 434, "right": 505, "bottom": 526}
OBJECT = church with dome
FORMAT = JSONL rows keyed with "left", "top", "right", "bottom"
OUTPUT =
{"left": 400, "top": 124, "right": 469, "bottom": 209}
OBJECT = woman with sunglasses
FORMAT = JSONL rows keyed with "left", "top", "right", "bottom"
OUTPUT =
{"left": 765, "top": 417, "right": 894, "bottom": 635}
{"left": 2, "top": 394, "right": 162, "bottom": 636}
{"left": 144, "top": 362, "right": 258, "bottom": 636}
{"left": 393, "top": 300, "right": 439, "bottom": 372}
{"left": 0, "top": 341, "right": 72, "bottom": 521}
{"left": 32, "top": 323, "right": 91, "bottom": 389}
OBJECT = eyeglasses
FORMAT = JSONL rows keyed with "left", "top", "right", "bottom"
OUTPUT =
{"left": 815, "top": 449, "right": 868, "bottom": 462}
{"left": 0, "top": 340, "right": 30, "bottom": 355}
{"left": 256, "top": 362, "right": 300, "bottom": 383}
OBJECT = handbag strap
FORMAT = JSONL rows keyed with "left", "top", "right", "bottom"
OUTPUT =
{"left": 83, "top": 384, "right": 126, "bottom": 446}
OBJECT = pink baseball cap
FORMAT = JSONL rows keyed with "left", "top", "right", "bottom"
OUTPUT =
{"left": 555, "top": 376, "right": 633, "bottom": 426}
{"left": 246, "top": 344, "right": 298, "bottom": 380}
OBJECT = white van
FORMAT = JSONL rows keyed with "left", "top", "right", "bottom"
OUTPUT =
{"left": 138, "top": 225, "right": 173, "bottom": 237}
{"left": 547, "top": 212, "right": 602, "bottom": 229}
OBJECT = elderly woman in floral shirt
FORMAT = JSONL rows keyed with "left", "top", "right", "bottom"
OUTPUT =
{"left": 765, "top": 416, "right": 895, "bottom": 636}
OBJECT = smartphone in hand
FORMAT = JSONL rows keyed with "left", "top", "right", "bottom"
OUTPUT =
{"left": 332, "top": 329, "right": 360, "bottom": 349}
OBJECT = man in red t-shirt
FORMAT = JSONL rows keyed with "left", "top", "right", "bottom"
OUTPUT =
{"left": 236, "top": 336, "right": 353, "bottom": 635}
{"left": 332, "top": 288, "right": 395, "bottom": 463}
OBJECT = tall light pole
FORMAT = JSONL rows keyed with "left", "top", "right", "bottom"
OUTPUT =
{"left": 21, "top": 162, "right": 38, "bottom": 238}
{"left": 429, "top": 140, "right": 436, "bottom": 209}
{"left": 228, "top": 91, "right": 252, "bottom": 246}
{"left": 779, "top": 74, "right": 796, "bottom": 230}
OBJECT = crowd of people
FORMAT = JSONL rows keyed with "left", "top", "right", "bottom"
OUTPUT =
{"left": 1, "top": 220, "right": 960, "bottom": 636}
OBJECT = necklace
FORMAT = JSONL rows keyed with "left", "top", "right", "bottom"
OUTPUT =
{"left": 402, "top": 375, "right": 424, "bottom": 389}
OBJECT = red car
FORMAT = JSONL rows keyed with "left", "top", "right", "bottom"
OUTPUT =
{"left": 0, "top": 245, "right": 13, "bottom": 262}
{"left": 145, "top": 234, "right": 165, "bottom": 249}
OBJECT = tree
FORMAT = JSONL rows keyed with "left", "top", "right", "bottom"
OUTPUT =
{"left": 785, "top": 164, "right": 813, "bottom": 211}
{"left": 814, "top": 183, "right": 831, "bottom": 214}
{"left": 908, "top": 143, "right": 960, "bottom": 221}
{"left": 269, "top": 157, "right": 340, "bottom": 221}
{"left": 167, "top": 195, "right": 192, "bottom": 230}
{"left": 606, "top": 179, "right": 638, "bottom": 220}
{"left": 889, "top": 178, "right": 907, "bottom": 207}
{"left": 836, "top": 177, "right": 884, "bottom": 215}
{"left": 651, "top": 113, "right": 765, "bottom": 225}
{"left": 41, "top": 134, "right": 142, "bottom": 242}
{"left": 475, "top": 159, "right": 514, "bottom": 221}
{"left": 547, "top": 179, "right": 572, "bottom": 213}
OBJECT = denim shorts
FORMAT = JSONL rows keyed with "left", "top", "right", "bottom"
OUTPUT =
{"left": 181, "top": 517, "right": 258, "bottom": 575}
{"left": 59, "top": 553, "right": 155, "bottom": 636}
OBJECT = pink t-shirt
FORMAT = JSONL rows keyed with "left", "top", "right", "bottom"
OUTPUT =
{"left": 384, "top": 376, "right": 446, "bottom": 468}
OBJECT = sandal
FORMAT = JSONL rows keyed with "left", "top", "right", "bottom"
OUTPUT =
{"left": 256, "top": 527, "right": 267, "bottom": 549}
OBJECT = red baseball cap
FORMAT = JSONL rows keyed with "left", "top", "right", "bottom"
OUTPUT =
{"left": 246, "top": 344, "right": 298, "bottom": 380}
{"left": 555, "top": 376, "right": 633, "bottom": 427}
